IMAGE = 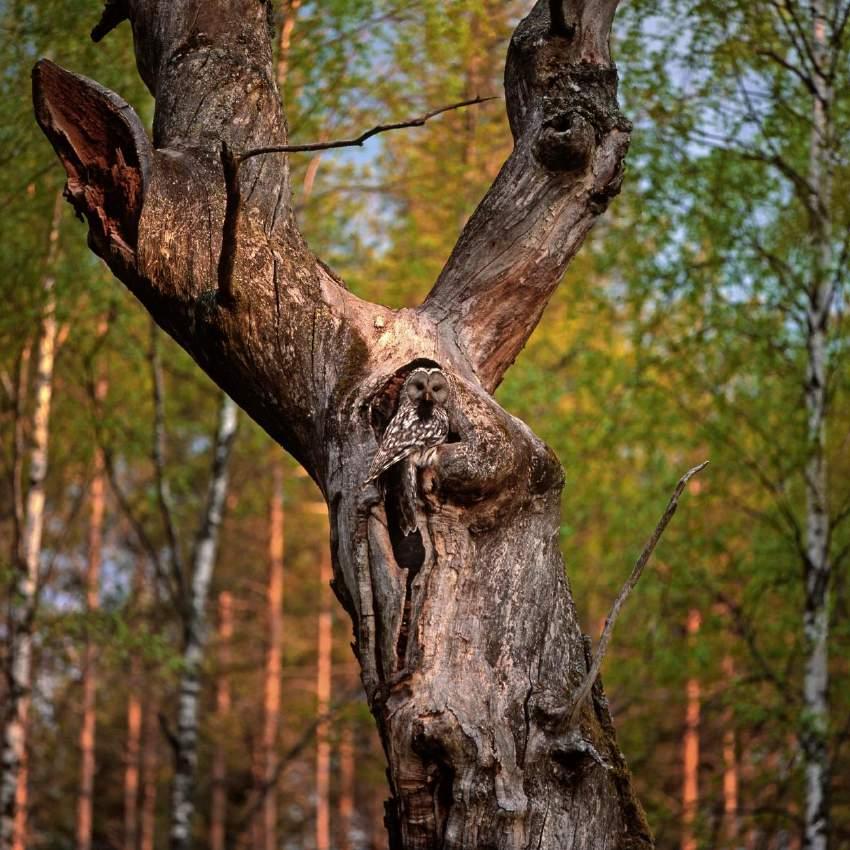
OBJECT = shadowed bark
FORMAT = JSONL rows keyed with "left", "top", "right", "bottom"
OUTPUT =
{"left": 32, "top": 1, "right": 651, "bottom": 847}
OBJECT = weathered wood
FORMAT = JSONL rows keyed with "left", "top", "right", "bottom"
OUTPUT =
{"left": 32, "top": 1, "right": 650, "bottom": 847}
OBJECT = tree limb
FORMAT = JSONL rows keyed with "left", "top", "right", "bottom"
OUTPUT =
{"left": 567, "top": 461, "right": 709, "bottom": 727}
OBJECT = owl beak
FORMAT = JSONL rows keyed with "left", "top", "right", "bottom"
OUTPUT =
{"left": 424, "top": 391, "right": 432, "bottom": 402}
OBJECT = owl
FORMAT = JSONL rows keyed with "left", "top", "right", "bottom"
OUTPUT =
{"left": 366, "top": 367, "right": 451, "bottom": 535}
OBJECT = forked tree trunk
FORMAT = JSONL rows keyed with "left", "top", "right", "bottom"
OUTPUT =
{"left": 1, "top": 190, "right": 63, "bottom": 850}
{"left": 33, "top": 2, "right": 651, "bottom": 847}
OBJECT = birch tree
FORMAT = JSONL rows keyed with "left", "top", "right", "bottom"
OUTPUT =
{"left": 0, "top": 191, "right": 63, "bottom": 850}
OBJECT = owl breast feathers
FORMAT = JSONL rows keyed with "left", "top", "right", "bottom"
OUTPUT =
{"left": 365, "top": 397, "right": 449, "bottom": 483}
{"left": 365, "top": 367, "right": 451, "bottom": 485}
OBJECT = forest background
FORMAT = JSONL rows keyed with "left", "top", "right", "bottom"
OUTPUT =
{"left": 1, "top": 1, "right": 849, "bottom": 849}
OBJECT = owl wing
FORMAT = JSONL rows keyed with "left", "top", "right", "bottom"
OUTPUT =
{"left": 365, "top": 402, "right": 449, "bottom": 483}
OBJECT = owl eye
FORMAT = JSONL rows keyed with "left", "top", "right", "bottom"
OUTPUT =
{"left": 414, "top": 381, "right": 425, "bottom": 391}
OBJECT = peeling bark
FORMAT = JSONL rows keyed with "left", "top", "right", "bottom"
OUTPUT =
{"left": 32, "top": 2, "right": 651, "bottom": 847}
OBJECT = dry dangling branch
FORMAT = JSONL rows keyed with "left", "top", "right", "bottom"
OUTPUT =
{"left": 567, "top": 461, "right": 710, "bottom": 727}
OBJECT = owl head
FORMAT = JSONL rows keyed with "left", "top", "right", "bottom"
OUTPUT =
{"left": 404, "top": 367, "right": 450, "bottom": 406}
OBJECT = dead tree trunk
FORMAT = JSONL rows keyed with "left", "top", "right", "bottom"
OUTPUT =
{"left": 1, "top": 190, "right": 63, "bottom": 850}
{"left": 33, "top": 1, "right": 651, "bottom": 847}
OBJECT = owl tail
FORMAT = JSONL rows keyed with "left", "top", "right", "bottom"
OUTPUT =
{"left": 398, "top": 456, "right": 419, "bottom": 536}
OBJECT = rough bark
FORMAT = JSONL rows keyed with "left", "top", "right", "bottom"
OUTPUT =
{"left": 32, "top": 1, "right": 651, "bottom": 847}
{"left": 169, "top": 394, "right": 238, "bottom": 850}
{"left": 1, "top": 190, "right": 63, "bottom": 850}
{"left": 801, "top": 4, "right": 832, "bottom": 850}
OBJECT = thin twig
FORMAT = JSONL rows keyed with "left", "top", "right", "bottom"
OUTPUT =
{"left": 216, "top": 95, "right": 495, "bottom": 304}
{"left": 567, "top": 461, "right": 709, "bottom": 727}
{"left": 238, "top": 95, "right": 496, "bottom": 160}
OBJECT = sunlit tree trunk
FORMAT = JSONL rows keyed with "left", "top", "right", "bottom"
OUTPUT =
{"left": 211, "top": 591, "right": 233, "bottom": 850}
{"left": 801, "top": 4, "right": 833, "bottom": 849}
{"left": 1, "top": 189, "right": 63, "bottom": 850}
{"left": 722, "top": 656, "right": 739, "bottom": 847}
{"left": 681, "top": 608, "right": 701, "bottom": 850}
{"left": 338, "top": 712, "right": 355, "bottom": 850}
{"left": 77, "top": 326, "right": 109, "bottom": 850}
{"left": 275, "top": 0, "right": 302, "bottom": 93}
{"left": 316, "top": 553, "right": 333, "bottom": 850}
{"left": 257, "top": 463, "right": 284, "bottom": 850}
{"left": 124, "top": 663, "right": 143, "bottom": 850}
{"left": 140, "top": 695, "right": 159, "bottom": 850}
{"left": 169, "top": 394, "right": 238, "bottom": 850}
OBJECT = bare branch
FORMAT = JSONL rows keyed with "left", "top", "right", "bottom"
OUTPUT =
{"left": 567, "top": 462, "right": 709, "bottom": 727}
{"left": 238, "top": 96, "right": 496, "bottom": 160}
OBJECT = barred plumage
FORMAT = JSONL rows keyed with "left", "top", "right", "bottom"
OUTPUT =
{"left": 366, "top": 368, "right": 451, "bottom": 534}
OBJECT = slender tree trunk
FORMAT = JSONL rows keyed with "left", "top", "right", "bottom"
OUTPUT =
{"left": 169, "top": 394, "right": 239, "bottom": 850}
{"left": 77, "top": 332, "right": 109, "bottom": 850}
{"left": 316, "top": 553, "right": 333, "bottom": 850}
{"left": 210, "top": 591, "right": 233, "bottom": 850}
{"left": 258, "top": 464, "right": 284, "bottom": 850}
{"left": 125, "top": 662, "right": 143, "bottom": 850}
{"left": 801, "top": 5, "right": 833, "bottom": 850}
{"left": 275, "top": 0, "right": 302, "bottom": 94}
{"left": 681, "top": 608, "right": 701, "bottom": 850}
{"left": 338, "top": 681, "right": 356, "bottom": 850}
{"left": 1, "top": 190, "right": 63, "bottom": 850}
{"left": 722, "top": 656, "right": 739, "bottom": 848}
{"left": 140, "top": 695, "right": 159, "bottom": 850}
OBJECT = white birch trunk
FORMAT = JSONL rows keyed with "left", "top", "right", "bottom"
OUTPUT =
{"left": 168, "top": 394, "right": 238, "bottom": 850}
{"left": 0, "top": 191, "right": 63, "bottom": 850}
{"left": 802, "top": 4, "right": 833, "bottom": 849}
